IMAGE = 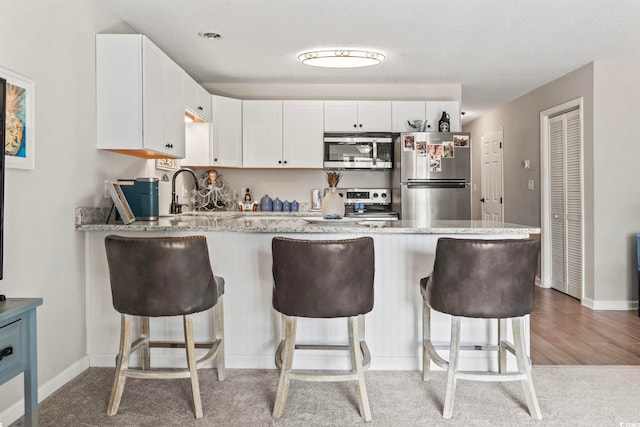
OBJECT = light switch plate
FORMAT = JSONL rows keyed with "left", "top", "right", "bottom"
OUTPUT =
{"left": 528, "top": 179, "right": 535, "bottom": 190}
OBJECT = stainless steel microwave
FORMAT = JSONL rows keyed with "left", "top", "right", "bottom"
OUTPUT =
{"left": 323, "top": 133, "right": 393, "bottom": 170}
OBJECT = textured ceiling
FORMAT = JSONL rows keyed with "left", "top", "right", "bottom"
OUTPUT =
{"left": 99, "top": 0, "right": 640, "bottom": 123}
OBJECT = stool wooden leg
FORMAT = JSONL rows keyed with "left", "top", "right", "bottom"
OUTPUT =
{"left": 443, "top": 316, "right": 461, "bottom": 419}
{"left": 273, "top": 316, "right": 296, "bottom": 418}
{"left": 214, "top": 297, "right": 225, "bottom": 381}
{"left": 184, "top": 315, "right": 203, "bottom": 419}
{"left": 140, "top": 316, "right": 150, "bottom": 371}
{"left": 422, "top": 301, "right": 431, "bottom": 381}
{"left": 107, "top": 314, "right": 132, "bottom": 416}
{"left": 349, "top": 316, "right": 372, "bottom": 422}
{"left": 513, "top": 317, "right": 542, "bottom": 420}
{"left": 498, "top": 318, "right": 507, "bottom": 373}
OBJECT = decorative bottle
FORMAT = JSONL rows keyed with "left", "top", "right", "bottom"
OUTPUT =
{"left": 321, "top": 172, "right": 345, "bottom": 219}
{"left": 438, "top": 111, "right": 450, "bottom": 132}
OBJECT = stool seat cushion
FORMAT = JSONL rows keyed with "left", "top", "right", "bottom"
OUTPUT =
{"left": 105, "top": 235, "right": 222, "bottom": 317}
{"left": 422, "top": 238, "right": 540, "bottom": 318}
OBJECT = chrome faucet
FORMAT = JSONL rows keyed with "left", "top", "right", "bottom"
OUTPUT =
{"left": 170, "top": 168, "right": 201, "bottom": 214}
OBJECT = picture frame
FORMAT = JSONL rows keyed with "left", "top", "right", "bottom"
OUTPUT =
{"left": 1, "top": 67, "right": 34, "bottom": 170}
{"left": 156, "top": 158, "right": 178, "bottom": 171}
{"left": 107, "top": 181, "right": 136, "bottom": 225}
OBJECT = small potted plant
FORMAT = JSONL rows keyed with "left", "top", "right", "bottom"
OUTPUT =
{"left": 322, "top": 172, "right": 345, "bottom": 219}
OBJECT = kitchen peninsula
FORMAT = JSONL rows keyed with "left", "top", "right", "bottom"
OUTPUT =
{"left": 77, "top": 209, "right": 539, "bottom": 372}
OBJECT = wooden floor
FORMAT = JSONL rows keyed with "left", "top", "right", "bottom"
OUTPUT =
{"left": 530, "top": 286, "right": 640, "bottom": 365}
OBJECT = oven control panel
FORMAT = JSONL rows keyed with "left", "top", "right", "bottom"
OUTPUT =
{"left": 335, "top": 188, "right": 391, "bottom": 205}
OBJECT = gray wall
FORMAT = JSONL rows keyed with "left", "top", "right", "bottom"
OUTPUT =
{"left": 465, "top": 60, "right": 640, "bottom": 307}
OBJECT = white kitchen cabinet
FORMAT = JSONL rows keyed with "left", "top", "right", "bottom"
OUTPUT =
{"left": 182, "top": 95, "right": 242, "bottom": 168}
{"left": 184, "top": 73, "right": 212, "bottom": 122}
{"left": 282, "top": 100, "right": 323, "bottom": 168}
{"left": 242, "top": 100, "right": 283, "bottom": 167}
{"left": 426, "top": 101, "right": 461, "bottom": 132}
{"left": 212, "top": 95, "right": 242, "bottom": 167}
{"left": 96, "top": 34, "right": 185, "bottom": 158}
{"left": 324, "top": 100, "right": 391, "bottom": 132}
{"left": 392, "top": 101, "right": 429, "bottom": 132}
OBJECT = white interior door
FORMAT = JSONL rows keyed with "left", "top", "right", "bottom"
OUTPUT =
{"left": 481, "top": 129, "right": 504, "bottom": 221}
{"left": 547, "top": 108, "right": 583, "bottom": 298}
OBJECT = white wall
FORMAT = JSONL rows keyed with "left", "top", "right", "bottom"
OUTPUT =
{"left": 592, "top": 61, "right": 640, "bottom": 304}
{"left": 0, "top": 1, "right": 152, "bottom": 424}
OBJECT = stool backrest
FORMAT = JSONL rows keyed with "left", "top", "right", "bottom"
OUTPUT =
{"left": 426, "top": 237, "right": 540, "bottom": 318}
{"left": 272, "top": 237, "right": 375, "bottom": 318}
{"left": 105, "top": 235, "right": 218, "bottom": 317}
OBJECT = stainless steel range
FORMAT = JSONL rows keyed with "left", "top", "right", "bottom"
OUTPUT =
{"left": 328, "top": 188, "right": 399, "bottom": 220}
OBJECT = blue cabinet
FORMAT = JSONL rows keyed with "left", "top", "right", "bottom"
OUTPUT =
{"left": 0, "top": 298, "right": 42, "bottom": 426}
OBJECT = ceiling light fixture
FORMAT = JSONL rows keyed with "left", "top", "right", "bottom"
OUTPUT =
{"left": 298, "top": 50, "right": 385, "bottom": 68}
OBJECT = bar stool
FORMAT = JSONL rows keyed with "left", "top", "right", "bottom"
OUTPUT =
{"left": 271, "top": 237, "right": 375, "bottom": 422}
{"left": 104, "top": 235, "right": 225, "bottom": 419}
{"left": 421, "top": 237, "right": 541, "bottom": 420}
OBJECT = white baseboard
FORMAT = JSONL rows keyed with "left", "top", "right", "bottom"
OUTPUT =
{"left": 582, "top": 297, "right": 638, "bottom": 311}
{"left": 0, "top": 356, "right": 89, "bottom": 427}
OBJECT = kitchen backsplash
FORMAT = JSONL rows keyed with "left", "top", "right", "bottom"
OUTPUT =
{"left": 192, "top": 168, "right": 391, "bottom": 209}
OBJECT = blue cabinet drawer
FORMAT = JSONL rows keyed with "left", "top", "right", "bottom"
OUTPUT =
{"left": 0, "top": 317, "right": 27, "bottom": 383}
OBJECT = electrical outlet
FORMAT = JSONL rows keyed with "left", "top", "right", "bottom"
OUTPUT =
{"left": 528, "top": 180, "right": 535, "bottom": 190}
{"left": 104, "top": 180, "right": 111, "bottom": 198}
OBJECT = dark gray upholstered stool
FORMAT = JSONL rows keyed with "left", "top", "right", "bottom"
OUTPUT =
{"left": 421, "top": 237, "right": 541, "bottom": 420}
{"left": 271, "top": 237, "right": 375, "bottom": 422}
{"left": 104, "top": 235, "right": 225, "bottom": 419}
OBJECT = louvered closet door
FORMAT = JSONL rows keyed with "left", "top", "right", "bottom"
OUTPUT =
{"left": 549, "top": 109, "right": 583, "bottom": 299}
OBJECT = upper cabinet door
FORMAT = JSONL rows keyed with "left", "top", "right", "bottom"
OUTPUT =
{"left": 357, "top": 101, "right": 392, "bottom": 132}
{"left": 212, "top": 95, "right": 242, "bottom": 167}
{"left": 184, "top": 73, "right": 212, "bottom": 122}
{"left": 324, "top": 101, "right": 359, "bottom": 132}
{"left": 141, "top": 37, "right": 166, "bottom": 155}
{"left": 242, "top": 100, "right": 283, "bottom": 167}
{"left": 164, "top": 59, "right": 186, "bottom": 158}
{"left": 426, "top": 101, "right": 461, "bottom": 132}
{"left": 283, "top": 100, "right": 323, "bottom": 168}
{"left": 324, "top": 101, "right": 391, "bottom": 132}
{"left": 392, "top": 101, "right": 428, "bottom": 132}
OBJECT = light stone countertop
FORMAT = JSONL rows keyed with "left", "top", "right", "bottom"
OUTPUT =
{"left": 75, "top": 208, "right": 540, "bottom": 234}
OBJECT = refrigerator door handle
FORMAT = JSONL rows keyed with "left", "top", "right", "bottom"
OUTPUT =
{"left": 406, "top": 181, "right": 467, "bottom": 189}
{"left": 372, "top": 141, "right": 377, "bottom": 166}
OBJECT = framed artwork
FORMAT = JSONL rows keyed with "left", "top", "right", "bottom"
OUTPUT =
{"left": 1, "top": 67, "right": 34, "bottom": 170}
{"left": 156, "top": 158, "right": 178, "bottom": 171}
{"left": 107, "top": 181, "right": 135, "bottom": 225}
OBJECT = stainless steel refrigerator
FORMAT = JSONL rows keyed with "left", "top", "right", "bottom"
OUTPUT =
{"left": 392, "top": 132, "right": 471, "bottom": 223}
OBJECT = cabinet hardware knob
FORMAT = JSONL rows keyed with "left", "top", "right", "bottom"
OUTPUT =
{"left": 359, "top": 124, "right": 363, "bottom": 128}
{"left": 480, "top": 197, "right": 485, "bottom": 203}
{"left": 353, "top": 124, "right": 357, "bottom": 128}
{"left": 214, "top": 158, "right": 218, "bottom": 162}
{"left": 198, "top": 106, "right": 203, "bottom": 111}
{"left": 283, "top": 160, "right": 287, "bottom": 164}
{"left": 278, "top": 160, "right": 282, "bottom": 164}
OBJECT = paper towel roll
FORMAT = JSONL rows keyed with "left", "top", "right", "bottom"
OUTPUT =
{"left": 158, "top": 179, "right": 172, "bottom": 216}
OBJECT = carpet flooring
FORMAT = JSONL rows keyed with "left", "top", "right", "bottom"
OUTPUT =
{"left": 10, "top": 366, "right": 640, "bottom": 426}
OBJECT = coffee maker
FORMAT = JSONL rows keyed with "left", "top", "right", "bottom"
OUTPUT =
{"left": 118, "top": 177, "right": 159, "bottom": 220}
